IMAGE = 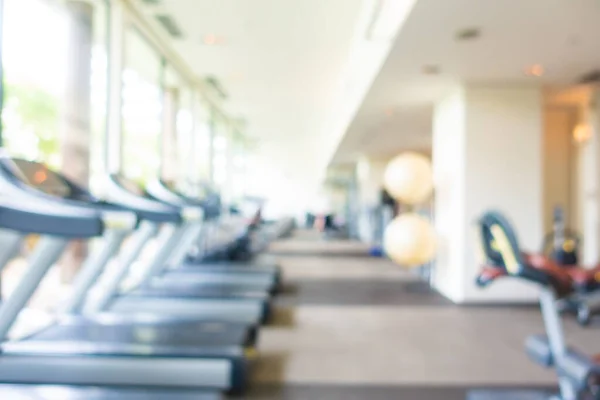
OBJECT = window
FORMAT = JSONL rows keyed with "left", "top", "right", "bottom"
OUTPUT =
{"left": 162, "top": 64, "right": 194, "bottom": 190}
{"left": 121, "top": 29, "right": 162, "bottom": 185}
{"left": 212, "top": 117, "right": 230, "bottom": 200}
{"left": 1, "top": 0, "right": 109, "bottom": 315}
{"left": 2, "top": 0, "right": 68, "bottom": 167}
{"left": 194, "top": 102, "right": 212, "bottom": 186}
{"left": 229, "top": 132, "right": 248, "bottom": 201}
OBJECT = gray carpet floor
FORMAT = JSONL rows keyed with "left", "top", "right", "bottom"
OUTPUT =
{"left": 244, "top": 230, "right": 599, "bottom": 399}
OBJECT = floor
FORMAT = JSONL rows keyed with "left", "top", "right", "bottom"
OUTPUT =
{"left": 3, "top": 230, "right": 600, "bottom": 399}
{"left": 244, "top": 230, "right": 600, "bottom": 399}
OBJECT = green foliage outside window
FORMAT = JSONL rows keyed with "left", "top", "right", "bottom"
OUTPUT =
{"left": 3, "top": 83, "right": 61, "bottom": 168}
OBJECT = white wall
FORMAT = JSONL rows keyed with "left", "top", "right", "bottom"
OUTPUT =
{"left": 463, "top": 86, "right": 543, "bottom": 302}
{"left": 579, "top": 98, "right": 600, "bottom": 264}
{"left": 433, "top": 85, "right": 544, "bottom": 303}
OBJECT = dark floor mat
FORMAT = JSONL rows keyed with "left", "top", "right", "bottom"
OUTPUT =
{"left": 276, "top": 279, "right": 452, "bottom": 306}
{"left": 241, "top": 384, "right": 556, "bottom": 400}
{"left": 466, "top": 390, "right": 554, "bottom": 399}
{"left": 268, "top": 250, "right": 372, "bottom": 258}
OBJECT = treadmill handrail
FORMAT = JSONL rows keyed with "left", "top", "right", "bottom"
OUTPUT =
{"left": 147, "top": 178, "right": 220, "bottom": 220}
{"left": 145, "top": 179, "right": 204, "bottom": 222}
{"left": 0, "top": 197, "right": 103, "bottom": 238}
{"left": 0, "top": 199, "right": 104, "bottom": 341}
{"left": 105, "top": 174, "right": 182, "bottom": 223}
{"left": 0, "top": 156, "right": 138, "bottom": 229}
{"left": 146, "top": 178, "right": 189, "bottom": 206}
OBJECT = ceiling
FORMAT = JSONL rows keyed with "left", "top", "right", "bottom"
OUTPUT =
{"left": 136, "top": 0, "right": 367, "bottom": 186}
{"left": 331, "top": 0, "right": 600, "bottom": 165}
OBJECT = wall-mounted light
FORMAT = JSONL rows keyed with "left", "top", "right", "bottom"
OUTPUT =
{"left": 202, "top": 34, "right": 225, "bottom": 46}
{"left": 524, "top": 64, "right": 544, "bottom": 77}
{"left": 573, "top": 123, "right": 592, "bottom": 144}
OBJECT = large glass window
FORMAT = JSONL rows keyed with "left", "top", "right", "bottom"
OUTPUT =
{"left": 194, "top": 102, "right": 212, "bottom": 186}
{"left": 2, "top": 0, "right": 68, "bottom": 167}
{"left": 1, "top": 0, "right": 108, "bottom": 316}
{"left": 176, "top": 88, "right": 194, "bottom": 188}
{"left": 121, "top": 29, "right": 162, "bottom": 184}
{"left": 161, "top": 65, "right": 193, "bottom": 190}
{"left": 230, "top": 132, "right": 248, "bottom": 201}
{"left": 212, "top": 116, "right": 230, "bottom": 201}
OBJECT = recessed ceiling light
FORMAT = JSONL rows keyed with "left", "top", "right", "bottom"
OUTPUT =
{"left": 203, "top": 34, "right": 225, "bottom": 46}
{"left": 422, "top": 65, "right": 440, "bottom": 75}
{"left": 525, "top": 64, "right": 544, "bottom": 77}
{"left": 456, "top": 27, "right": 481, "bottom": 41}
{"left": 229, "top": 72, "right": 245, "bottom": 82}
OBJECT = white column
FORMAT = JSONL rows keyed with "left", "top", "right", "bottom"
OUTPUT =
{"left": 62, "top": 1, "right": 92, "bottom": 185}
{"left": 60, "top": 1, "right": 93, "bottom": 283}
{"left": 579, "top": 95, "right": 600, "bottom": 264}
{"left": 161, "top": 87, "right": 179, "bottom": 183}
{"left": 106, "top": 1, "right": 125, "bottom": 173}
{"left": 432, "top": 85, "right": 544, "bottom": 303}
{"left": 432, "top": 88, "right": 467, "bottom": 301}
{"left": 355, "top": 156, "right": 387, "bottom": 243}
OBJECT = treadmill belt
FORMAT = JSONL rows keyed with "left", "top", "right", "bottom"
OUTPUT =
{"left": 28, "top": 320, "right": 250, "bottom": 347}
{"left": 0, "top": 384, "right": 221, "bottom": 399}
{"left": 131, "top": 284, "right": 268, "bottom": 299}
{"left": 466, "top": 390, "right": 553, "bottom": 399}
{"left": 247, "top": 384, "right": 556, "bottom": 399}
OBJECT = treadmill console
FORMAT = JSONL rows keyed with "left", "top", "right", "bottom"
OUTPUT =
{"left": 8, "top": 159, "right": 72, "bottom": 198}
{"left": 161, "top": 179, "right": 190, "bottom": 197}
{"left": 113, "top": 175, "right": 147, "bottom": 197}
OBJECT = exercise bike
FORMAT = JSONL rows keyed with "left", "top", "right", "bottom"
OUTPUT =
{"left": 542, "top": 206, "right": 600, "bottom": 325}
{"left": 475, "top": 210, "right": 600, "bottom": 400}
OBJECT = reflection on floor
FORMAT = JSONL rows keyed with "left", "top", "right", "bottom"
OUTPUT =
{"left": 246, "top": 384, "right": 555, "bottom": 400}
{"left": 249, "top": 230, "right": 599, "bottom": 399}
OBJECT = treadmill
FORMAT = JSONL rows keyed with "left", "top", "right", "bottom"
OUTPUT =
{"left": 0, "top": 157, "right": 273, "bottom": 325}
{"left": 0, "top": 156, "right": 255, "bottom": 393}
{"left": 0, "top": 384, "right": 221, "bottom": 400}
{"left": 87, "top": 173, "right": 273, "bottom": 324}
{"left": 142, "top": 178, "right": 282, "bottom": 292}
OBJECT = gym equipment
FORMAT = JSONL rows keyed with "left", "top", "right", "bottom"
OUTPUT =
{"left": 135, "top": 177, "right": 281, "bottom": 292}
{"left": 0, "top": 156, "right": 268, "bottom": 327}
{"left": 90, "top": 173, "right": 273, "bottom": 324}
{"left": 542, "top": 206, "right": 580, "bottom": 266}
{"left": 473, "top": 210, "right": 600, "bottom": 400}
{"left": 383, "top": 152, "right": 433, "bottom": 205}
{"left": 383, "top": 213, "right": 436, "bottom": 267}
{"left": 369, "top": 191, "right": 396, "bottom": 256}
{"left": 153, "top": 180, "right": 271, "bottom": 257}
{"left": 476, "top": 204, "right": 600, "bottom": 326}
{"left": 541, "top": 206, "right": 600, "bottom": 325}
{"left": 0, "top": 155, "right": 256, "bottom": 393}
{"left": 191, "top": 196, "right": 261, "bottom": 262}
